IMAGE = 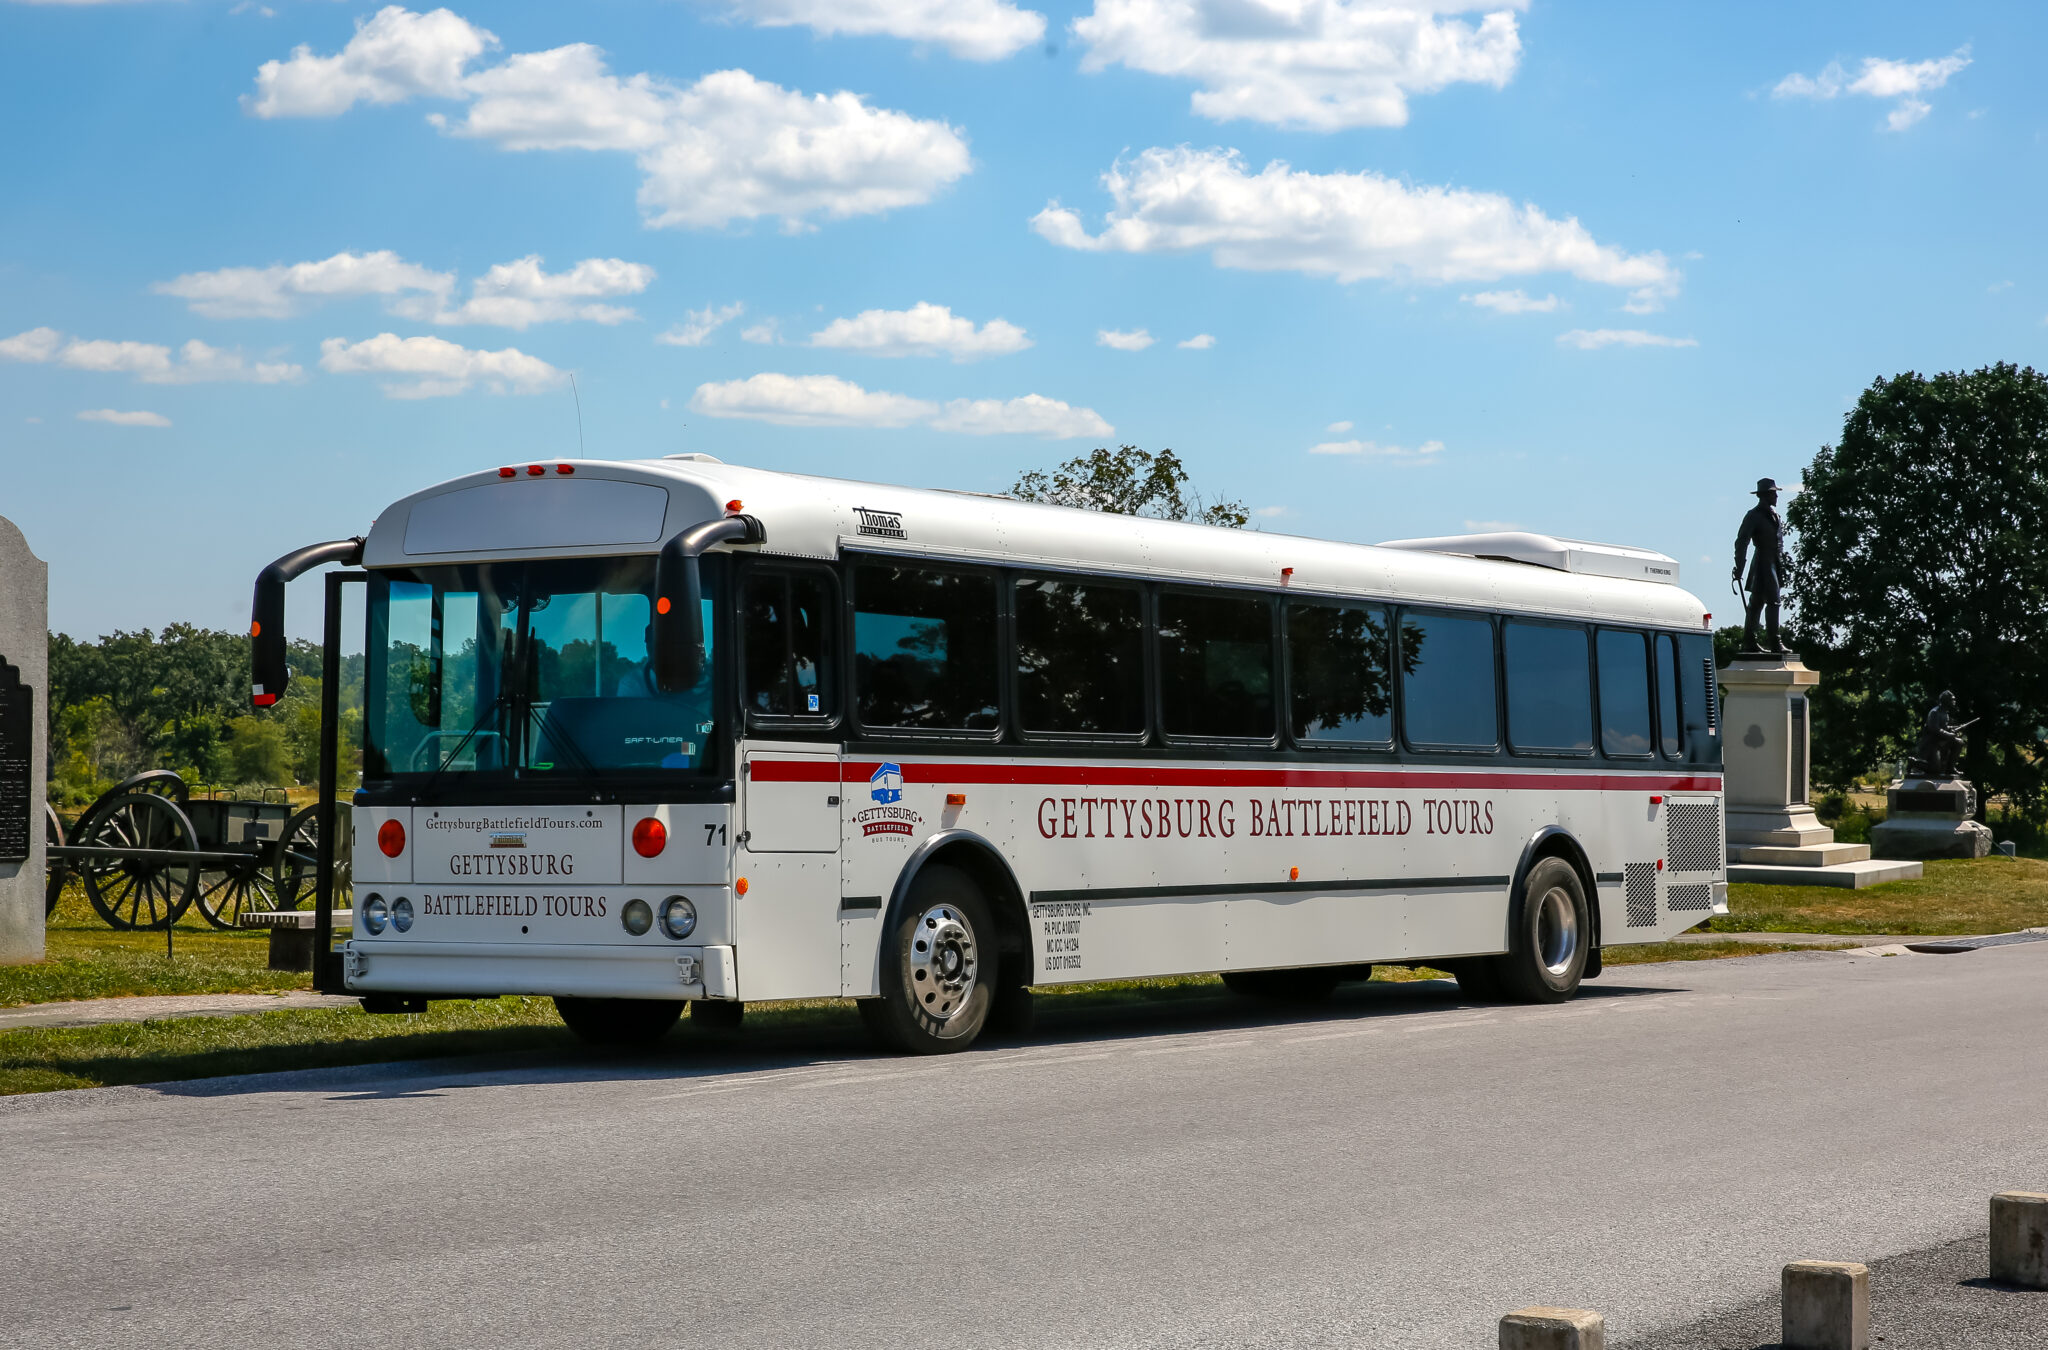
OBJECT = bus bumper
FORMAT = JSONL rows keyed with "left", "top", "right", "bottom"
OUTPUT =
{"left": 341, "top": 941, "right": 738, "bottom": 1001}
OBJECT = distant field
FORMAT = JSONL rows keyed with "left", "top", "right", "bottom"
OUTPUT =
{"left": 1726, "top": 856, "right": 2048, "bottom": 936}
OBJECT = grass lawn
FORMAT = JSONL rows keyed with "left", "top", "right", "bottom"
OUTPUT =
{"left": 1725, "top": 856, "right": 2048, "bottom": 936}
{"left": 0, "top": 882, "right": 314, "bottom": 1008}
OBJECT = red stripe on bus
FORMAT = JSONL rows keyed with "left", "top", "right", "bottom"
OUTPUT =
{"left": 748, "top": 758, "right": 1721, "bottom": 793}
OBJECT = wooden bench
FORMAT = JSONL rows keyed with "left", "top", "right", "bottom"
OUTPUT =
{"left": 239, "top": 910, "right": 353, "bottom": 972}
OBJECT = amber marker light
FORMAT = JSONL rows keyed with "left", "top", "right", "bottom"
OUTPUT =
{"left": 632, "top": 817, "right": 668, "bottom": 858}
{"left": 1290, "top": 866, "right": 1300, "bottom": 881}
{"left": 656, "top": 596, "right": 671, "bottom": 614}
{"left": 377, "top": 819, "right": 406, "bottom": 858}
{"left": 725, "top": 498, "right": 743, "bottom": 512}
{"left": 946, "top": 793, "right": 966, "bottom": 807}
{"left": 735, "top": 877, "right": 750, "bottom": 896}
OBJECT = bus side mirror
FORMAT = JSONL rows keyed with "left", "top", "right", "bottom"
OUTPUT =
{"left": 250, "top": 537, "right": 364, "bottom": 707}
{"left": 653, "top": 514, "right": 763, "bottom": 694}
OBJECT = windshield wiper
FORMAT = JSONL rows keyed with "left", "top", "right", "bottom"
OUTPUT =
{"left": 413, "top": 691, "right": 513, "bottom": 801}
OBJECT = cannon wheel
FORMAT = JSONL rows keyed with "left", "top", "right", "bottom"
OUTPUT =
{"left": 274, "top": 803, "right": 353, "bottom": 912}
{"left": 44, "top": 804, "right": 67, "bottom": 917}
{"left": 193, "top": 859, "right": 278, "bottom": 930}
{"left": 79, "top": 792, "right": 200, "bottom": 930}
{"left": 108, "top": 769, "right": 188, "bottom": 803}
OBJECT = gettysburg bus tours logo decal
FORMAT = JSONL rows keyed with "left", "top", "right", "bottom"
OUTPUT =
{"left": 855, "top": 762, "right": 922, "bottom": 839}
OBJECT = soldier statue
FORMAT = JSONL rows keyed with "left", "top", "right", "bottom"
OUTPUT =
{"left": 1906, "top": 690, "right": 1973, "bottom": 780}
{"left": 1732, "top": 477, "right": 1792, "bottom": 656}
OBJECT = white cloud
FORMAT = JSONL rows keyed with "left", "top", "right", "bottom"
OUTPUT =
{"left": 709, "top": 0, "right": 1045, "bottom": 61}
{"left": 153, "top": 250, "right": 454, "bottom": 319}
{"left": 690, "top": 372, "right": 937, "bottom": 427}
{"left": 0, "top": 329, "right": 302, "bottom": 383}
{"left": 690, "top": 372, "right": 1110, "bottom": 437}
{"left": 248, "top": 5, "right": 498, "bottom": 117}
{"left": 1035, "top": 148, "right": 1678, "bottom": 304}
{"left": 77, "top": 409, "right": 172, "bottom": 428}
{"left": 1253, "top": 504, "right": 1288, "bottom": 518}
{"left": 741, "top": 319, "right": 782, "bottom": 344}
{"left": 317, "top": 332, "right": 565, "bottom": 397}
{"left": 1178, "top": 333, "right": 1216, "bottom": 349}
{"left": 930, "top": 394, "right": 1112, "bottom": 438}
{"left": 1555, "top": 328, "right": 1697, "bottom": 350}
{"left": 1463, "top": 288, "right": 1558, "bottom": 314}
{"left": 809, "top": 302, "right": 1031, "bottom": 360}
{"left": 1097, "top": 327, "right": 1154, "bottom": 350}
{"left": 1773, "top": 47, "right": 1969, "bottom": 132}
{"left": 1074, "top": 0, "right": 1523, "bottom": 131}
{"left": 406, "top": 255, "right": 654, "bottom": 327}
{"left": 657, "top": 301, "right": 747, "bottom": 346}
{"left": 1310, "top": 437, "right": 1442, "bottom": 459}
{"left": 1325, "top": 419, "right": 1353, "bottom": 433}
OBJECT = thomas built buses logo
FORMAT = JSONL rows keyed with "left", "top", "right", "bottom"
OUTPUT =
{"left": 489, "top": 832, "right": 527, "bottom": 849}
{"left": 856, "top": 762, "right": 920, "bottom": 839}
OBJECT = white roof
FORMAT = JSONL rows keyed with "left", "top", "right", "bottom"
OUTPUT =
{"left": 359, "top": 456, "right": 1713, "bottom": 630}
{"left": 1377, "top": 531, "right": 1682, "bottom": 586}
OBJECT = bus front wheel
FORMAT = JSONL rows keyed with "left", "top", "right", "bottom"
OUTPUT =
{"left": 862, "top": 864, "right": 996, "bottom": 1054}
{"left": 1497, "top": 857, "right": 1591, "bottom": 1003}
{"left": 555, "top": 996, "right": 684, "bottom": 1046}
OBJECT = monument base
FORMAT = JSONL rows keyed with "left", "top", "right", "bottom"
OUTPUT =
{"left": 1870, "top": 777, "right": 1994, "bottom": 861}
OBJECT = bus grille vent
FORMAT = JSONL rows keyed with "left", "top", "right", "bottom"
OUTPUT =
{"left": 1666, "top": 800, "right": 1723, "bottom": 874}
{"left": 1668, "top": 882, "right": 1713, "bottom": 912}
{"left": 1624, "top": 862, "right": 1658, "bottom": 928}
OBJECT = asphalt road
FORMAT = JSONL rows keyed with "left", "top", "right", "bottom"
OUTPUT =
{"left": 3, "top": 944, "right": 2045, "bottom": 1349}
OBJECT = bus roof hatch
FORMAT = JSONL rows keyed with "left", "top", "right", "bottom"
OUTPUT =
{"left": 1376, "top": 531, "right": 1681, "bottom": 586}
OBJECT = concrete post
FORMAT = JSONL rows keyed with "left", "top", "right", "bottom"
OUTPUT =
{"left": 1781, "top": 1261, "right": 1869, "bottom": 1350}
{"left": 0, "top": 513, "right": 48, "bottom": 967}
{"left": 1499, "top": 1306, "right": 1604, "bottom": 1350}
{"left": 1990, "top": 1192, "right": 2048, "bottom": 1289}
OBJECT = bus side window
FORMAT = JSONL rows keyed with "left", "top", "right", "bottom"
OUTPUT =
{"left": 853, "top": 562, "right": 999, "bottom": 732}
{"left": 1286, "top": 601, "right": 1392, "bottom": 746}
{"left": 744, "top": 570, "right": 837, "bottom": 719}
{"left": 1504, "top": 620, "right": 1593, "bottom": 755}
{"left": 1399, "top": 611, "right": 1498, "bottom": 751}
{"left": 1595, "top": 629, "right": 1653, "bottom": 757}
{"left": 1677, "top": 633, "right": 1719, "bottom": 764}
{"left": 1655, "top": 634, "right": 1682, "bottom": 758}
{"left": 1157, "top": 590, "right": 1275, "bottom": 741}
{"left": 1014, "top": 577, "right": 1146, "bottom": 737}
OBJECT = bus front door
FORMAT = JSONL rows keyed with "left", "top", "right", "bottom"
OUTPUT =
{"left": 737, "top": 743, "right": 843, "bottom": 1000}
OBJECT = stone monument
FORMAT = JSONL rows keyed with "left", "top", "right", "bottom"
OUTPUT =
{"left": 0, "top": 514, "right": 47, "bottom": 965}
{"left": 1721, "top": 478, "right": 1921, "bottom": 887}
{"left": 1870, "top": 692, "right": 1995, "bottom": 859}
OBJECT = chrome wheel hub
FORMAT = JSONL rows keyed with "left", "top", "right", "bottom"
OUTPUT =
{"left": 909, "top": 904, "right": 978, "bottom": 1022}
{"left": 1537, "top": 885, "right": 1580, "bottom": 976}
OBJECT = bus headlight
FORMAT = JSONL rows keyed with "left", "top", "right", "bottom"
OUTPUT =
{"left": 390, "top": 896, "right": 414, "bottom": 933}
{"left": 660, "top": 896, "right": 697, "bottom": 940}
{"left": 621, "top": 898, "right": 653, "bottom": 937}
{"left": 361, "top": 894, "right": 389, "bottom": 935}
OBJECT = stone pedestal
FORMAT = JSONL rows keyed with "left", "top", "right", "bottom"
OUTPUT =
{"left": 0, "top": 514, "right": 47, "bottom": 966}
{"left": 1722, "top": 658, "right": 1921, "bottom": 888}
{"left": 1870, "top": 777, "right": 1993, "bottom": 860}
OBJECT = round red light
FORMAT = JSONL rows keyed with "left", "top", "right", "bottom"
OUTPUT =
{"left": 725, "top": 499, "right": 743, "bottom": 512}
{"left": 656, "top": 596, "right": 671, "bottom": 614}
{"left": 632, "top": 817, "right": 667, "bottom": 858}
{"left": 526, "top": 465, "right": 545, "bottom": 477}
{"left": 556, "top": 463, "right": 575, "bottom": 475}
{"left": 377, "top": 818, "right": 406, "bottom": 858}
{"left": 498, "top": 467, "right": 515, "bottom": 478}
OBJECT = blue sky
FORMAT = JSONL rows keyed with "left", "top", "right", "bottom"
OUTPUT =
{"left": 3, "top": 0, "right": 2043, "bottom": 642}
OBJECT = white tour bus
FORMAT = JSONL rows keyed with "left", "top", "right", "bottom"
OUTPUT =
{"left": 251, "top": 456, "right": 1726, "bottom": 1053}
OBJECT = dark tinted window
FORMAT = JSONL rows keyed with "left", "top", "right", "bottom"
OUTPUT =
{"left": 743, "top": 571, "right": 835, "bottom": 718}
{"left": 1597, "top": 629, "right": 1653, "bottom": 756}
{"left": 1677, "top": 633, "right": 1719, "bottom": 764}
{"left": 1655, "top": 634, "right": 1682, "bottom": 757}
{"left": 1158, "top": 591, "right": 1274, "bottom": 739}
{"left": 1400, "top": 612, "right": 1498, "bottom": 750}
{"left": 1505, "top": 621, "right": 1592, "bottom": 753}
{"left": 853, "top": 563, "right": 998, "bottom": 731}
{"left": 1015, "top": 578, "right": 1146, "bottom": 736}
{"left": 1287, "top": 602, "right": 1393, "bottom": 745}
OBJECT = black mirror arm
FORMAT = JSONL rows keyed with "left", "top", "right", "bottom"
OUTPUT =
{"left": 251, "top": 537, "right": 365, "bottom": 707}
{"left": 654, "top": 514, "right": 764, "bottom": 692}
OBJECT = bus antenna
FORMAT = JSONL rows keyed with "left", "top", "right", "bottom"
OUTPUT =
{"left": 570, "top": 373, "right": 586, "bottom": 457}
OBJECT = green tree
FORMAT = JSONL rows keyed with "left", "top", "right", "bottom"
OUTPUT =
{"left": 1012, "top": 446, "right": 1249, "bottom": 527}
{"left": 224, "top": 717, "right": 290, "bottom": 786}
{"left": 1788, "top": 362, "right": 2048, "bottom": 811}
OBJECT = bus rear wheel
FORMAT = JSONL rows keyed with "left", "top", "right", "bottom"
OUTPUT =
{"left": 862, "top": 864, "right": 996, "bottom": 1054}
{"left": 1497, "top": 857, "right": 1591, "bottom": 1003}
{"left": 555, "top": 996, "right": 684, "bottom": 1046}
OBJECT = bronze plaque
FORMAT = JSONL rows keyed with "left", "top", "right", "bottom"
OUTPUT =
{"left": 0, "top": 657, "right": 29, "bottom": 863}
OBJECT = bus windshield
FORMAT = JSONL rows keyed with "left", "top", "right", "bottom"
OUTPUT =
{"left": 363, "top": 556, "right": 721, "bottom": 787}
